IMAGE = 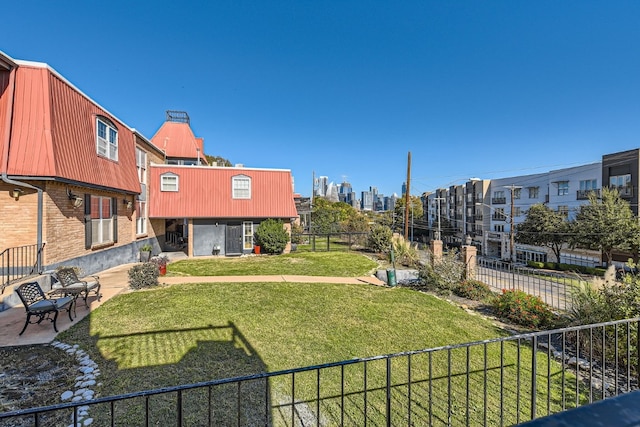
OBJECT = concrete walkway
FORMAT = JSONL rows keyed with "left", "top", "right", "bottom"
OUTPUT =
{"left": 0, "top": 264, "right": 384, "bottom": 347}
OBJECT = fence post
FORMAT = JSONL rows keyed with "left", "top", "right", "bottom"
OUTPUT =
{"left": 531, "top": 335, "right": 538, "bottom": 420}
{"left": 386, "top": 357, "right": 392, "bottom": 427}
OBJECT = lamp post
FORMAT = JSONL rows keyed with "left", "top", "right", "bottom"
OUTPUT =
{"left": 433, "top": 197, "right": 445, "bottom": 241}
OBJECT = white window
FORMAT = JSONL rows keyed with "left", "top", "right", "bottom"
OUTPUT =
{"left": 494, "top": 224, "right": 504, "bottom": 232}
{"left": 558, "top": 205, "right": 569, "bottom": 218}
{"left": 579, "top": 179, "right": 597, "bottom": 191}
{"left": 513, "top": 207, "right": 522, "bottom": 217}
{"left": 233, "top": 175, "right": 251, "bottom": 199}
{"left": 136, "top": 201, "right": 147, "bottom": 235}
{"left": 136, "top": 148, "right": 147, "bottom": 184}
{"left": 557, "top": 181, "right": 569, "bottom": 196}
{"left": 610, "top": 174, "right": 631, "bottom": 188}
{"left": 528, "top": 187, "right": 539, "bottom": 199}
{"left": 161, "top": 173, "right": 179, "bottom": 191}
{"left": 513, "top": 188, "right": 521, "bottom": 199}
{"left": 243, "top": 221, "right": 254, "bottom": 250}
{"left": 91, "top": 196, "right": 114, "bottom": 245}
{"left": 96, "top": 117, "right": 118, "bottom": 161}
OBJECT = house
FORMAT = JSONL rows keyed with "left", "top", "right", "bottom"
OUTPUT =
{"left": 149, "top": 112, "right": 298, "bottom": 256}
{"left": 0, "top": 50, "right": 298, "bottom": 307}
{"left": 0, "top": 51, "right": 162, "bottom": 283}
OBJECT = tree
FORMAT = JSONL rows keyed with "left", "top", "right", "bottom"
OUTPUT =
{"left": 393, "top": 196, "right": 424, "bottom": 234}
{"left": 515, "top": 203, "right": 570, "bottom": 263}
{"left": 204, "top": 154, "right": 232, "bottom": 167}
{"left": 571, "top": 187, "right": 640, "bottom": 265}
{"left": 311, "top": 198, "right": 364, "bottom": 234}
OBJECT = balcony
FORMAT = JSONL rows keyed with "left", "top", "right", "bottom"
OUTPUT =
{"left": 576, "top": 188, "right": 601, "bottom": 200}
{"left": 491, "top": 197, "right": 506, "bottom": 204}
{"left": 492, "top": 214, "right": 507, "bottom": 221}
{"left": 610, "top": 185, "right": 634, "bottom": 198}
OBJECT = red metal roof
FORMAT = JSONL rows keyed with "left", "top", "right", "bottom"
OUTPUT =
{"left": 3, "top": 61, "right": 140, "bottom": 193}
{"left": 150, "top": 121, "right": 208, "bottom": 164}
{"left": 148, "top": 165, "right": 298, "bottom": 219}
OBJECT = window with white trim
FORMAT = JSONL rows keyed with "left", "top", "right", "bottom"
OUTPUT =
{"left": 528, "top": 187, "right": 539, "bottom": 199}
{"left": 580, "top": 179, "right": 597, "bottom": 191}
{"left": 96, "top": 117, "right": 118, "bottom": 161}
{"left": 557, "top": 181, "right": 569, "bottom": 196}
{"left": 558, "top": 205, "right": 569, "bottom": 218}
{"left": 610, "top": 174, "right": 631, "bottom": 189}
{"left": 513, "top": 188, "right": 521, "bottom": 199}
{"left": 136, "top": 148, "right": 147, "bottom": 184}
{"left": 161, "top": 173, "right": 179, "bottom": 191}
{"left": 243, "top": 221, "right": 254, "bottom": 250}
{"left": 136, "top": 201, "right": 147, "bottom": 235}
{"left": 233, "top": 175, "right": 251, "bottom": 199}
{"left": 91, "top": 196, "right": 114, "bottom": 245}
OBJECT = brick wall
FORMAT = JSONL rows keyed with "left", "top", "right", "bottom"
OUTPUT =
{"left": 0, "top": 183, "right": 38, "bottom": 251}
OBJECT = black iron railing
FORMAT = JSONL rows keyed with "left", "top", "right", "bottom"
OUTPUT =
{"left": 1, "top": 319, "right": 638, "bottom": 426}
{"left": 0, "top": 243, "right": 45, "bottom": 294}
{"left": 476, "top": 257, "right": 582, "bottom": 311}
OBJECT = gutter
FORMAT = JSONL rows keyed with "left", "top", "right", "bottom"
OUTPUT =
{"left": 1, "top": 61, "right": 44, "bottom": 251}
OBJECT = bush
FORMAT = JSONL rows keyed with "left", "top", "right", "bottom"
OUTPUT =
{"left": 419, "top": 249, "right": 465, "bottom": 294}
{"left": 455, "top": 280, "right": 493, "bottom": 301}
{"left": 492, "top": 289, "right": 554, "bottom": 329}
{"left": 254, "top": 219, "right": 289, "bottom": 254}
{"left": 527, "top": 261, "right": 544, "bottom": 269}
{"left": 391, "top": 234, "right": 420, "bottom": 267}
{"left": 128, "top": 262, "right": 159, "bottom": 289}
{"left": 290, "top": 222, "right": 305, "bottom": 245}
{"left": 367, "top": 224, "right": 392, "bottom": 253}
{"left": 544, "top": 262, "right": 557, "bottom": 270}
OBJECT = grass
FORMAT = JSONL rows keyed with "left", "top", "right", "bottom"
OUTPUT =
{"left": 167, "top": 251, "right": 379, "bottom": 277}
{"left": 57, "top": 281, "right": 587, "bottom": 426}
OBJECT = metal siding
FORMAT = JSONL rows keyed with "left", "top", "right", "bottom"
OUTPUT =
{"left": 150, "top": 121, "right": 206, "bottom": 162}
{"left": 149, "top": 166, "right": 298, "bottom": 219}
{"left": 7, "top": 65, "right": 139, "bottom": 193}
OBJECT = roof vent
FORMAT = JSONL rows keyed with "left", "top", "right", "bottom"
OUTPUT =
{"left": 235, "top": 163, "right": 244, "bottom": 168}
{"left": 166, "top": 110, "right": 190, "bottom": 124}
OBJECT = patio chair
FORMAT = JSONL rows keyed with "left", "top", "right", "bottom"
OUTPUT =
{"left": 53, "top": 268, "right": 101, "bottom": 307}
{"left": 15, "top": 281, "right": 74, "bottom": 335}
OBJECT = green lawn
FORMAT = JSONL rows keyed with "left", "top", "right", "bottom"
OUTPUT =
{"left": 59, "top": 280, "right": 584, "bottom": 426}
{"left": 167, "top": 251, "right": 379, "bottom": 277}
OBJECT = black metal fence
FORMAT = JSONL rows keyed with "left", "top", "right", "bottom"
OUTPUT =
{"left": 2, "top": 319, "right": 638, "bottom": 426}
{"left": 0, "top": 243, "right": 45, "bottom": 294}
{"left": 476, "top": 257, "right": 585, "bottom": 311}
{"left": 292, "top": 232, "right": 369, "bottom": 252}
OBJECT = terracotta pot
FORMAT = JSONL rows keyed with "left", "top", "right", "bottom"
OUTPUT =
{"left": 159, "top": 265, "right": 167, "bottom": 276}
{"left": 254, "top": 245, "right": 261, "bottom": 255}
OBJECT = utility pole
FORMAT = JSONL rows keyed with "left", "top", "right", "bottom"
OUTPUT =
{"left": 504, "top": 185, "right": 522, "bottom": 263}
{"left": 433, "top": 197, "right": 445, "bottom": 241}
{"left": 404, "top": 152, "right": 411, "bottom": 240}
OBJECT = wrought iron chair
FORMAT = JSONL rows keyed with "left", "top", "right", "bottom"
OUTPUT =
{"left": 15, "top": 281, "right": 74, "bottom": 335}
{"left": 52, "top": 268, "right": 101, "bottom": 307}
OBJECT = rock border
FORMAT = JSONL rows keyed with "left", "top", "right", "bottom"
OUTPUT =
{"left": 50, "top": 341, "right": 101, "bottom": 427}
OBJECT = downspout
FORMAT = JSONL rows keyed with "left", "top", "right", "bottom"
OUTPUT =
{"left": 1, "top": 64, "right": 44, "bottom": 252}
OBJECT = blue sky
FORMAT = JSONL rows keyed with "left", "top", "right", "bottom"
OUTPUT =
{"left": 4, "top": 1, "right": 640, "bottom": 198}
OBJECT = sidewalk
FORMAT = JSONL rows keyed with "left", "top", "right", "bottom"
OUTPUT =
{"left": 0, "top": 266, "right": 384, "bottom": 347}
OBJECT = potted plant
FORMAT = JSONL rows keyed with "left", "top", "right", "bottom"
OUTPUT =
{"left": 149, "top": 255, "right": 169, "bottom": 276}
{"left": 139, "top": 243, "right": 153, "bottom": 262}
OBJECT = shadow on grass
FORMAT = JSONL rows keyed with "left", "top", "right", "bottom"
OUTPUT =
{"left": 60, "top": 321, "right": 274, "bottom": 426}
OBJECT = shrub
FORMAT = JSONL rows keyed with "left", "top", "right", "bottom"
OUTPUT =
{"left": 527, "top": 261, "right": 544, "bottom": 269}
{"left": 254, "top": 219, "right": 289, "bottom": 254}
{"left": 149, "top": 255, "right": 169, "bottom": 267}
{"left": 492, "top": 289, "right": 554, "bottom": 329}
{"left": 544, "top": 262, "right": 557, "bottom": 270}
{"left": 419, "top": 249, "right": 465, "bottom": 294}
{"left": 290, "top": 222, "right": 305, "bottom": 245}
{"left": 367, "top": 224, "right": 392, "bottom": 253}
{"left": 455, "top": 280, "right": 493, "bottom": 301}
{"left": 391, "top": 234, "right": 420, "bottom": 267}
{"left": 128, "top": 262, "right": 160, "bottom": 289}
